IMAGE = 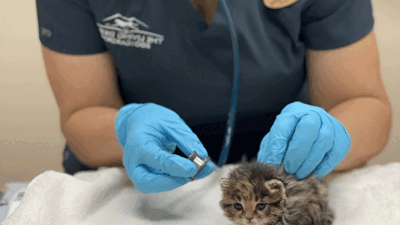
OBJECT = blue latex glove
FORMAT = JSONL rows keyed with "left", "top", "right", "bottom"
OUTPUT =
{"left": 257, "top": 101, "right": 351, "bottom": 179}
{"left": 115, "top": 103, "right": 215, "bottom": 194}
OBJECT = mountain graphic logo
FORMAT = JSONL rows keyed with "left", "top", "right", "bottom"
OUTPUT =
{"left": 96, "top": 13, "right": 164, "bottom": 49}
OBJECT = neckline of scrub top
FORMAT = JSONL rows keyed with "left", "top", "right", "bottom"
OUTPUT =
{"left": 183, "top": 0, "right": 225, "bottom": 39}
{"left": 186, "top": 0, "right": 220, "bottom": 27}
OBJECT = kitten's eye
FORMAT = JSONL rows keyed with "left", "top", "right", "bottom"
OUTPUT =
{"left": 257, "top": 203, "right": 266, "bottom": 210}
{"left": 234, "top": 203, "right": 243, "bottom": 210}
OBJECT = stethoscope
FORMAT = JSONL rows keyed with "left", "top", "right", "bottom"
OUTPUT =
{"left": 189, "top": 0, "right": 240, "bottom": 180}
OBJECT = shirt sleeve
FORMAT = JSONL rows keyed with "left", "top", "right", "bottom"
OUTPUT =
{"left": 301, "top": 0, "right": 374, "bottom": 50}
{"left": 36, "top": 0, "right": 107, "bottom": 54}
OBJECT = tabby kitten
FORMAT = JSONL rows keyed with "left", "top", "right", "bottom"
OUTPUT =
{"left": 219, "top": 161, "right": 334, "bottom": 225}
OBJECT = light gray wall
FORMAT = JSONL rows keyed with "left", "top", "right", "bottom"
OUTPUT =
{"left": 1, "top": 0, "right": 399, "bottom": 187}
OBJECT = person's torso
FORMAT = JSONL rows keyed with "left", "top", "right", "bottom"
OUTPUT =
{"left": 88, "top": 0, "right": 310, "bottom": 126}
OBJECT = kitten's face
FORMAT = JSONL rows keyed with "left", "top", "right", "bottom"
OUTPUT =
{"left": 220, "top": 177, "right": 286, "bottom": 225}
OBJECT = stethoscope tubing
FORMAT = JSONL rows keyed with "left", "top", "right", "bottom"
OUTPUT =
{"left": 216, "top": 0, "right": 240, "bottom": 167}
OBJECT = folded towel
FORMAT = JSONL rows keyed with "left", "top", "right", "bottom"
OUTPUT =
{"left": 2, "top": 163, "right": 400, "bottom": 225}
{"left": 327, "top": 163, "right": 400, "bottom": 225}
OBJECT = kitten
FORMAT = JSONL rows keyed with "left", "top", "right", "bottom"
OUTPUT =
{"left": 219, "top": 159, "right": 334, "bottom": 225}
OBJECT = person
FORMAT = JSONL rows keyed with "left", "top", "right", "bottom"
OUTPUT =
{"left": 36, "top": 0, "right": 392, "bottom": 194}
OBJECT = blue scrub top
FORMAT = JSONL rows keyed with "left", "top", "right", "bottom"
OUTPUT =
{"left": 36, "top": 0, "right": 374, "bottom": 163}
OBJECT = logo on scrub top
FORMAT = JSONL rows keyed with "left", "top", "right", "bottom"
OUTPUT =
{"left": 96, "top": 13, "right": 164, "bottom": 49}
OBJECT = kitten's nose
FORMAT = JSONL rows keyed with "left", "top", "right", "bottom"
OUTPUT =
{"left": 245, "top": 217, "right": 252, "bottom": 222}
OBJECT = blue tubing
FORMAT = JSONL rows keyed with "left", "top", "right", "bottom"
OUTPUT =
{"left": 217, "top": 0, "right": 240, "bottom": 167}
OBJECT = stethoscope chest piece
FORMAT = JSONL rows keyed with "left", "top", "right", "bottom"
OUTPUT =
{"left": 188, "top": 151, "right": 210, "bottom": 181}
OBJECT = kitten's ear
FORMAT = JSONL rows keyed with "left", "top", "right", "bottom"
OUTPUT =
{"left": 264, "top": 179, "right": 287, "bottom": 206}
{"left": 265, "top": 179, "right": 284, "bottom": 193}
{"left": 240, "top": 154, "right": 248, "bottom": 163}
{"left": 220, "top": 178, "right": 228, "bottom": 189}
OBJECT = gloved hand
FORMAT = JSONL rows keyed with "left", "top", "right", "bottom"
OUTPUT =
{"left": 257, "top": 101, "right": 351, "bottom": 179}
{"left": 115, "top": 103, "right": 215, "bottom": 194}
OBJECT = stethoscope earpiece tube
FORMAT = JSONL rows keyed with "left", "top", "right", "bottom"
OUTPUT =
{"left": 216, "top": 0, "right": 240, "bottom": 167}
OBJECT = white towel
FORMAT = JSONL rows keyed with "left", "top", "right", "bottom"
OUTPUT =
{"left": 2, "top": 163, "right": 400, "bottom": 225}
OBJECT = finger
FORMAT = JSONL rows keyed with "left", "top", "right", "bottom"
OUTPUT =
{"left": 313, "top": 151, "right": 336, "bottom": 178}
{"left": 258, "top": 133, "right": 282, "bottom": 164}
{"left": 160, "top": 139, "right": 177, "bottom": 153}
{"left": 162, "top": 121, "right": 214, "bottom": 179}
{"left": 164, "top": 123, "right": 209, "bottom": 159}
{"left": 281, "top": 101, "right": 306, "bottom": 114}
{"left": 163, "top": 124, "right": 215, "bottom": 179}
{"left": 131, "top": 165, "right": 191, "bottom": 194}
{"left": 257, "top": 114, "right": 299, "bottom": 165}
{"left": 283, "top": 112, "right": 321, "bottom": 174}
{"left": 193, "top": 160, "right": 216, "bottom": 180}
{"left": 128, "top": 138, "right": 198, "bottom": 177}
{"left": 314, "top": 116, "right": 352, "bottom": 178}
{"left": 294, "top": 115, "right": 334, "bottom": 179}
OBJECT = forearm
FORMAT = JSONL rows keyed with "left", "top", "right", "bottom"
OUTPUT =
{"left": 328, "top": 97, "right": 392, "bottom": 172}
{"left": 62, "top": 106, "right": 124, "bottom": 168}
